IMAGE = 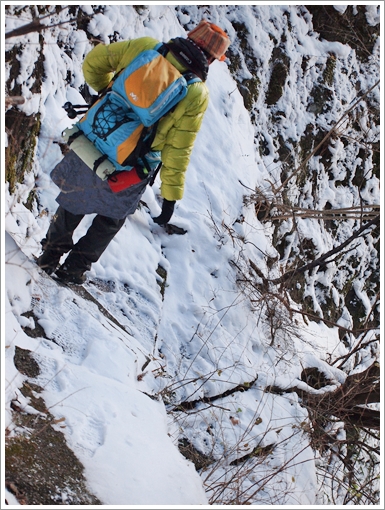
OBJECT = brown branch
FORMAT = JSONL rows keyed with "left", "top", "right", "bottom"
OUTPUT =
{"left": 6, "top": 19, "right": 47, "bottom": 38}
{"left": 169, "top": 375, "right": 259, "bottom": 413}
{"left": 267, "top": 215, "right": 379, "bottom": 285}
{"left": 5, "top": 8, "right": 78, "bottom": 39}
{"left": 268, "top": 204, "right": 380, "bottom": 221}
{"left": 343, "top": 408, "right": 380, "bottom": 430}
{"left": 6, "top": 19, "right": 79, "bottom": 39}
{"left": 288, "top": 307, "right": 370, "bottom": 334}
{"left": 332, "top": 336, "right": 379, "bottom": 368}
{"left": 5, "top": 96, "right": 25, "bottom": 108}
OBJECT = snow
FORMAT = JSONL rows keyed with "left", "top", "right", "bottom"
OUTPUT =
{"left": 333, "top": 5, "right": 348, "bottom": 15}
{"left": 3, "top": 2, "right": 381, "bottom": 507}
{"left": 365, "top": 4, "right": 381, "bottom": 26}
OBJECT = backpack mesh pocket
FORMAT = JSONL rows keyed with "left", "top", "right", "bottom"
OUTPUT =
{"left": 92, "top": 97, "right": 137, "bottom": 141}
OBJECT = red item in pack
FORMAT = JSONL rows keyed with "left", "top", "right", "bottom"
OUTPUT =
{"left": 107, "top": 168, "right": 143, "bottom": 193}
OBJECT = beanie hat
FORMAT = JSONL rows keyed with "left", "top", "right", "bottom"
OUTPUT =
{"left": 187, "top": 20, "right": 230, "bottom": 62}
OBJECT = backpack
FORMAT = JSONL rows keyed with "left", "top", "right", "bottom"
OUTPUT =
{"left": 76, "top": 44, "right": 201, "bottom": 175}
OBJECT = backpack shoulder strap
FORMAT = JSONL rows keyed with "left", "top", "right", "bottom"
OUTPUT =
{"left": 183, "top": 71, "right": 201, "bottom": 85}
{"left": 155, "top": 42, "right": 168, "bottom": 56}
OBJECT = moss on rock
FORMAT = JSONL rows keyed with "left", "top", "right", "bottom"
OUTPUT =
{"left": 323, "top": 53, "right": 336, "bottom": 87}
{"left": 5, "top": 111, "right": 41, "bottom": 194}
{"left": 266, "top": 46, "right": 290, "bottom": 106}
{"left": 6, "top": 378, "right": 101, "bottom": 505}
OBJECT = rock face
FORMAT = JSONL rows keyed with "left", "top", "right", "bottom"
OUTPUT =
{"left": 305, "top": 4, "right": 379, "bottom": 59}
{"left": 6, "top": 347, "right": 101, "bottom": 505}
{"left": 5, "top": 3, "right": 380, "bottom": 374}
{"left": 226, "top": 5, "right": 379, "bottom": 333}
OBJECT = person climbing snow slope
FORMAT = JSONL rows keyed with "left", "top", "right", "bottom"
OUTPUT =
{"left": 37, "top": 19, "right": 231, "bottom": 284}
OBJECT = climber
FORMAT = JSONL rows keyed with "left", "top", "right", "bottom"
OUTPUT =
{"left": 37, "top": 20, "right": 231, "bottom": 284}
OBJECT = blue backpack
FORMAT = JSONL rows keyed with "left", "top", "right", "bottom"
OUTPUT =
{"left": 77, "top": 44, "right": 201, "bottom": 174}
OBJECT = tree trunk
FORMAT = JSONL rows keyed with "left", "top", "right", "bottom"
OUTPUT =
{"left": 306, "top": 362, "right": 380, "bottom": 430}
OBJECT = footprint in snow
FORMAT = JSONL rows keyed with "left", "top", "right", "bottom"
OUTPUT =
{"left": 74, "top": 414, "right": 106, "bottom": 458}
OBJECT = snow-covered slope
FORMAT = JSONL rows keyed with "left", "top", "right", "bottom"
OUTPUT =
{"left": 4, "top": 4, "right": 381, "bottom": 506}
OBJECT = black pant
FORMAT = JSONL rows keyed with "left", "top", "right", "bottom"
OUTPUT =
{"left": 42, "top": 206, "right": 125, "bottom": 271}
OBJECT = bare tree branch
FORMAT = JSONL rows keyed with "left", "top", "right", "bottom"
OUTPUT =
{"left": 254, "top": 215, "right": 379, "bottom": 286}
{"left": 5, "top": 8, "right": 79, "bottom": 39}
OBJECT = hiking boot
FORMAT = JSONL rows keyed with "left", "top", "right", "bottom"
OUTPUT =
{"left": 36, "top": 250, "right": 62, "bottom": 275}
{"left": 55, "top": 263, "right": 87, "bottom": 284}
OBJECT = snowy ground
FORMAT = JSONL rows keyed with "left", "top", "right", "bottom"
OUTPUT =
{"left": 3, "top": 3, "right": 381, "bottom": 507}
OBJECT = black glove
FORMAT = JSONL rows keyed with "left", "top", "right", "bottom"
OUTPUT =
{"left": 153, "top": 199, "right": 176, "bottom": 225}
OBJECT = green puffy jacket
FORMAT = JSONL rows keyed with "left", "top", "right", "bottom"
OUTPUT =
{"left": 82, "top": 37, "right": 209, "bottom": 201}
